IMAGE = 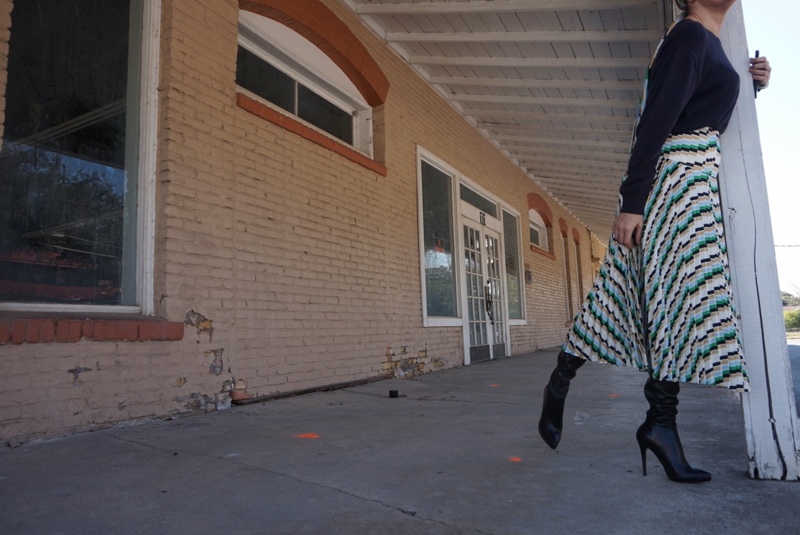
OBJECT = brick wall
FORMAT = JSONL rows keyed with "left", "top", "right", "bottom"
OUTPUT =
{"left": 0, "top": 0, "right": 603, "bottom": 442}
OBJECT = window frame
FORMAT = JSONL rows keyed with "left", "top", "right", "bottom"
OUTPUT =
{"left": 529, "top": 215, "right": 548, "bottom": 252}
{"left": 0, "top": 0, "right": 160, "bottom": 315}
{"left": 573, "top": 237, "right": 584, "bottom": 306}
{"left": 236, "top": 14, "right": 373, "bottom": 157}
{"left": 503, "top": 209, "right": 527, "bottom": 326}
{"left": 417, "top": 149, "right": 462, "bottom": 327}
{"left": 416, "top": 146, "right": 525, "bottom": 327}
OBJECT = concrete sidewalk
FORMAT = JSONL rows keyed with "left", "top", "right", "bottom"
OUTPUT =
{"left": 2, "top": 349, "right": 799, "bottom": 535}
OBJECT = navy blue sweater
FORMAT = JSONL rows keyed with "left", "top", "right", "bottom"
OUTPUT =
{"left": 619, "top": 19, "right": 740, "bottom": 215}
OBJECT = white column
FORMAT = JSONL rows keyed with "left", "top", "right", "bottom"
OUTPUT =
{"left": 718, "top": 2, "right": 800, "bottom": 480}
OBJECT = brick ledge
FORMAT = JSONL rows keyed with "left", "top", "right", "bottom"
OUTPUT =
{"left": 531, "top": 246, "right": 556, "bottom": 260}
{"left": 236, "top": 93, "right": 388, "bottom": 177}
{"left": 0, "top": 314, "right": 184, "bottom": 344}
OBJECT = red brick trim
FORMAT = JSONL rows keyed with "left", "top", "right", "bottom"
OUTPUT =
{"left": 531, "top": 246, "right": 557, "bottom": 260}
{"left": 238, "top": 0, "right": 389, "bottom": 107}
{"left": 558, "top": 218, "right": 569, "bottom": 237}
{"left": 237, "top": 93, "right": 388, "bottom": 176}
{"left": 572, "top": 227, "right": 581, "bottom": 244}
{"left": 0, "top": 314, "right": 184, "bottom": 345}
{"left": 526, "top": 193, "right": 553, "bottom": 226}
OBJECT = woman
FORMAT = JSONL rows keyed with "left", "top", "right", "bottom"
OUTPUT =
{"left": 537, "top": 0, "right": 772, "bottom": 483}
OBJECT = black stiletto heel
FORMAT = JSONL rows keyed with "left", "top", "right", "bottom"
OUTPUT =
{"left": 637, "top": 378, "right": 711, "bottom": 483}
{"left": 538, "top": 351, "right": 585, "bottom": 449}
{"left": 640, "top": 444, "right": 647, "bottom": 476}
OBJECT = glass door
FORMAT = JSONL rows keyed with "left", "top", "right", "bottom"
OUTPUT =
{"left": 461, "top": 206, "right": 507, "bottom": 364}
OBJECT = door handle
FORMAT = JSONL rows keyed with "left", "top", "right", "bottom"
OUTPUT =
{"left": 484, "top": 285, "right": 494, "bottom": 325}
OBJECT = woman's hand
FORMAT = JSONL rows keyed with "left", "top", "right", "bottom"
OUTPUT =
{"left": 612, "top": 212, "right": 644, "bottom": 250}
{"left": 750, "top": 55, "right": 771, "bottom": 90}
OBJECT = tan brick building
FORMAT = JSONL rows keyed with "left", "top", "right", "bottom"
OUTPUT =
{"left": 0, "top": 0, "right": 604, "bottom": 443}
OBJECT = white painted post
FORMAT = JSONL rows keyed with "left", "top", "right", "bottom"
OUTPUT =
{"left": 718, "top": 3, "right": 800, "bottom": 480}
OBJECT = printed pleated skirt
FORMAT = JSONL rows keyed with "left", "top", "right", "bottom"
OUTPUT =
{"left": 563, "top": 128, "right": 749, "bottom": 391}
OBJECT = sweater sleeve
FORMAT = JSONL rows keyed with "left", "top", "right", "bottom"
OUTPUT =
{"left": 619, "top": 36, "right": 703, "bottom": 214}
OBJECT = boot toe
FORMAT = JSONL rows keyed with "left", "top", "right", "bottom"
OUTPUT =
{"left": 538, "top": 420, "right": 561, "bottom": 449}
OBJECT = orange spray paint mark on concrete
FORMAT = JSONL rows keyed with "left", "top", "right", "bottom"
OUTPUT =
{"left": 490, "top": 384, "right": 500, "bottom": 387}
{"left": 608, "top": 393, "right": 621, "bottom": 398}
{"left": 510, "top": 457, "right": 522, "bottom": 463}
{"left": 297, "top": 433, "right": 320, "bottom": 439}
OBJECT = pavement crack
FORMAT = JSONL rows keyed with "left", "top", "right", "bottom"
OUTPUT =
{"left": 106, "top": 433, "right": 495, "bottom": 535}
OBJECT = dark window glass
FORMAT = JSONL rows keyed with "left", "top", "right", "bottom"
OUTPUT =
{"left": 503, "top": 211, "right": 522, "bottom": 319}
{"left": 530, "top": 226, "right": 541, "bottom": 246}
{"left": 236, "top": 46, "right": 295, "bottom": 113}
{"left": 421, "top": 161, "right": 457, "bottom": 317}
{"left": 459, "top": 184, "right": 497, "bottom": 218}
{"left": 298, "top": 84, "right": 353, "bottom": 145}
{"left": 0, "top": 0, "right": 136, "bottom": 305}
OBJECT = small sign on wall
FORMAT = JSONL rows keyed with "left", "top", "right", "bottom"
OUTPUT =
{"left": 524, "top": 263, "right": 532, "bottom": 285}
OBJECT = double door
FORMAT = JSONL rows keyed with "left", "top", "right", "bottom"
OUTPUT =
{"left": 461, "top": 205, "right": 508, "bottom": 364}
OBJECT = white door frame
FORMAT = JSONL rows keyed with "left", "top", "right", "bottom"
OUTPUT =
{"left": 459, "top": 202, "right": 510, "bottom": 365}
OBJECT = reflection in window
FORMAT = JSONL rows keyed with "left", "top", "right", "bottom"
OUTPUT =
{"left": 421, "top": 161, "right": 457, "bottom": 317}
{"left": 236, "top": 45, "right": 353, "bottom": 145}
{"left": 0, "top": 0, "right": 139, "bottom": 305}
{"left": 460, "top": 184, "right": 497, "bottom": 218}
{"left": 503, "top": 211, "right": 523, "bottom": 320}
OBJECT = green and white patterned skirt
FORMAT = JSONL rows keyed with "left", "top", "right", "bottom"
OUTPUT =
{"left": 563, "top": 128, "right": 748, "bottom": 391}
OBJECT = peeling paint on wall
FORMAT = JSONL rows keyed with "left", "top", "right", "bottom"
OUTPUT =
{"left": 383, "top": 345, "right": 446, "bottom": 379}
{"left": 384, "top": 346, "right": 424, "bottom": 379}
{"left": 184, "top": 309, "right": 213, "bottom": 341}
{"left": 174, "top": 392, "right": 216, "bottom": 413}
{"left": 206, "top": 348, "right": 224, "bottom": 375}
{"left": 429, "top": 356, "right": 446, "bottom": 370}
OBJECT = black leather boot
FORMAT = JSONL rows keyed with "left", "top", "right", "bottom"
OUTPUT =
{"left": 636, "top": 377, "right": 711, "bottom": 483}
{"left": 538, "top": 351, "right": 585, "bottom": 449}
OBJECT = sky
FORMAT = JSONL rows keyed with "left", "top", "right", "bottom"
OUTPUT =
{"left": 741, "top": 0, "right": 800, "bottom": 295}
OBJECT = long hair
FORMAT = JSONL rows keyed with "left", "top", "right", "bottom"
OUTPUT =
{"left": 675, "top": 0, "right": 689, "bottom": 15}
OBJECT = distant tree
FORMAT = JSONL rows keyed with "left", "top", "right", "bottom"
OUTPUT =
{"left": 781, "top": 291, "right": 800, "bottom": 307}
{"left": 786, "top": 310, "right": 800, "bottom": 331}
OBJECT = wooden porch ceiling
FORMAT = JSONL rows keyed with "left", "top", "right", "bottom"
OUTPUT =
{"left": 347, "top": 0, "right": 671, "bottom": 239}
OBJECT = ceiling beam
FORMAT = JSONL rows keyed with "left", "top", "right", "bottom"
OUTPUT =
{"left": 530, "top": 160, "right": 618, "bottom": 172}
{"left": 463, "top": 109, "right": 636, "bottom": 124}
{"left": 525, "top": 166, "right": 620, "bottom": 180}
{"left": 517, "top": 152, "right": 629, "bottom": 162}
{"left": 480, "top": 122, "right": 632, "bottom": 138}
{"left": 356, "top": 0, "right": 657, "bottom": 15}
{"left": 410, "top": 56, "right": 646, "bottom": 69}
{"left": 533, "top": 183, "right": 618, "bottom": 196}
{"left": 511, "top": 150, "right": 629, "bottom": 162}
{"left": 517, "top": 153, "right": 627, "bottom": 164}
{"left": 510, "top": 158, "right": 626, "bottom": 172}
{"left": 547, "top": 196, "right": 619, "bottom": 209}
{"left": 522, "top": 165, "right": 624, "bottom": 178}
{"left": 532, "top": 173, "right": 621, "bottom": 186}
{"left": 387, "top": 29, "right": 663, "bottom": 43}
{"left": 454, "top": 94, "right": 638, "bottom": 108}
{"left": 496, "top": 135, "right": 630, "bottom": 149}
{"left": 431, "top": 76, "right": 643, "bottom": 91}
{"left": 559, "top": 204, "right": 617, "bottom": 216}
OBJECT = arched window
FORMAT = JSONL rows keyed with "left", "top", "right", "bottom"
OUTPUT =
{"left": 237, "top": 12, "right": 370, "bottom": 152}
{"left": 572, "top": 228, "right": 584, "bottom": 307}
{"left": 236, "top": 1, "right": 389, "bottom": 175}
{"left": 529, "top": 209, "right": 549, "bottom": 252}
{"left": 526, "top": 193, "right": 554, "bottom": 258}
{"left": 559, "top": 219, "right": 574, "bottom": 321}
